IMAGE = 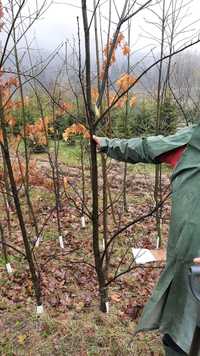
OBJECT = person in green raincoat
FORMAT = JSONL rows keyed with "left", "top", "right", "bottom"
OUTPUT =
{"left": 93, "top": 124, "right": 200, "bottom": 356}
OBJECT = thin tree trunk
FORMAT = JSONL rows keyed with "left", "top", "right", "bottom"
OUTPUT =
{"left": 0, "top": 222, "right": 8, "bottom": 265}
{"left": 154, "top": 0, "right": 166, "bottom": 248}
{"left": 82, "top": 0, "right": 108, "bottom": 312}
{"left": 2, "top": 190, "right": 12, "bottom": 245}
{"left": 80, "top": 140, "right": 86, "bottom": 219}
{"left": 123, "top": 2, "right": 131, "bottom": 212}
{"left": 101, "top": 154, "right": 109, "bottom": 278}
{"left": 11, "top": 6, "right": 40, "bottom": 240}
{"left": 0, "top": 94, "right": 42, "bottom": 306}
{"left": 2, "top": 149, "right": 13, "bottom": 210}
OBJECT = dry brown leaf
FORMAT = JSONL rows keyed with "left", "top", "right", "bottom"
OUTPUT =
{"left": 111, "top": 293, "right": 121, "bottom": 302}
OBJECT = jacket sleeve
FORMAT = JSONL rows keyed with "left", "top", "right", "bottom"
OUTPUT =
{"left": 98, "top": 126, "right": 194, "bottom": 164}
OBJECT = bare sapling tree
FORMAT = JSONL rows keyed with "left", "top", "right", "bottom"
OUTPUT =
{"left": 0, "top": 0, "right": 53, "bottom": 311}
{"left": 80, "top": 0, "right": 200, "bottom": 312}
{"left": 81, "top": 0, "right": 160, "bottom": 312}
{"left": 10, "top": 0, "right": 41, "bottom": 244}
{"left": 141, "top": 0, "right": 199, "bottom": 247}
{"left": 154, "top": 0, "right": 166, "bottom": 248}
{"left": 122, "top": 1, "right": 131, "bottom": 212}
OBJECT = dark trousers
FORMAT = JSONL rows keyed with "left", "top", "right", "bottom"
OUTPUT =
{"left": 163, "top": 334, "right": 187, "bottom": 355}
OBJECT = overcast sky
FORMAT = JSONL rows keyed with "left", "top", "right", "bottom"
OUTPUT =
{"left": 21, "top": 0, "right": 200, "bottom": 54}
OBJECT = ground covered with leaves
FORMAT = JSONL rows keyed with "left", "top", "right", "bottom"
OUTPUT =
{"left": 0, "top": 152, "right": 172, "bottom": 355}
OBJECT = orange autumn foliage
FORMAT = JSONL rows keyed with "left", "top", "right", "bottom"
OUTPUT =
{"left": 129, "top": 95, "right": 137, "bottom": 108}
{"left": 103, "top": 45, "right": 116, "bottom": 64}
{"left": 100, "top": 33, "right": 131, "bottom": 80}
{"left": 8, "top": 159, "right": 53, "bottom": 190}
{"left": 116, "top": 97, "right": 127, "bottom": 108}
{"left": 7, "top": 115, "right": 17, "bottom": 127}
{"left": 91, "top": 88, "right": 99, "bottom": 104}
{"left": 100, "top": 33, "right": 127, "bottom": 79}
{"left": 9, "top": 134, "right": 21, "bottom": 151}
{"left": 63, "top": 123, "right": 90, "bottom": 141}
{"left": 106, "top": 92, "right": 137, "bottom": 109}
{"left": 1, "top": 79, "right": 20, "bottom": 110}
{"left": 59, "top": 101, "right": 74, "bottom": 113}
{"left": 24, "top": 117, "right": 50, "bottom": 146}
{"left": 107, "top": 93, "right": 117, "bottom": 106}
{"left": 116, "top": 73, "right": 137, "bottom": 91}
{"left": 55, "top": 100, "right": 74, "bottom": 118}
{"left": 122, "top": 45, "right": 130, "bottom": 56}
{"left": 0, "top": 69, "right": 23, "bottom": 129}
{"left": 107, "top": 93, "right": 126, "bottom": 109}
{"left": 116, "top": 33, "right": 125, "bottom": 46}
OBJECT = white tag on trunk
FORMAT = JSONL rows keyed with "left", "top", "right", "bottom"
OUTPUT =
{"left": 81, "top": 216, "right": 86, "bottom": 228}
{"left": 59, "top": 235, "right": 64, "bottom": 249}
{"left": 35, "top": 237, "right": 40, "bottom": 248}
{"left": 6, "top": 263, "right": 12, "bottom": 274}
{"left": 156, "top": 236, "right": 160, "bottom": 249}
{"left": 102, "top": 239, "right": 105, "bottom": 250}
{"left": 35, "top": 235, "right": 43, "bottom": 247}
{"left": 105, "top": 302, "right": 109, "bottom": 313}
{"left": 36, "top": 305, "right": 44, "bottom": 314}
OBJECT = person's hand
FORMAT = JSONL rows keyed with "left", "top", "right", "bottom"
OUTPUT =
{"left": 193, "top": 257, "right": 200, "bottom": 264}
{"left": 93, "top": 135, "right": 101, "bottom": 146}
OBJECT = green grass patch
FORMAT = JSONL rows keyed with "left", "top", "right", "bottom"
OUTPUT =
{"left": 0, "top": 305, "right": 164, "bottom": 356}
{"left": 30, "top": 140, "right": 84, "bottom": 166}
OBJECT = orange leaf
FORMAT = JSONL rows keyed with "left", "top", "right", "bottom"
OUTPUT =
{"left": 129, "top": 96, "right": 137, "bottom": 108}
{"left": 115, "top": 97, "right": 126, "bottom": 108}
{"left": 63, "top": 123, "right": 90, "bottom": 141}
{"left": 59, "top": 101, "right": 74, "bottom": 113}
{"left": 7, "top": 116, "right": 16, "bottom": 127}
{"left": 91, "top": 88, "right": 99, "bottom": 103}
{"left": 122, "top": 45, "right": 130, "bottom": 56}
{"left": 116, "top": 33, "right": 125, "bottom": 46}
{"left": 111, "top": 293, "right": 121, "bottom": 302}
{"left": 116, "top": 73, "right": 137, "bottom": 91}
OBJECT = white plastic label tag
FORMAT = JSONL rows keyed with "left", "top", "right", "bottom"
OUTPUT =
{"left": 156, "top": 236, "right": 160, "bottom": 249}
{"left": 36, "top": 305, "right": 44, "bottom": 314}
{"left": 35, "top": 238, "right": 40, "bottom": 248}
{"left": 59, "top": 235, "right": 64, "bottom": 249}
{"left": 81, "top": 216, "right": 86, "bottom": 228}
{"left": 35, "top": 235, "right": 43, "bottom": 247}
{"left": 6, "top": 263, "right": 13, "bottom": 274}
{"left": 105, "top": 302, "right": 109, "bottom": 313}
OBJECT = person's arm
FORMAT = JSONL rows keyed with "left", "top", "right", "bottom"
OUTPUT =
{"left": 93, "top": 126, "right": 194, "bottom": 165}
{"left": 93, "top": 135, "right": 155, "bottom": 163}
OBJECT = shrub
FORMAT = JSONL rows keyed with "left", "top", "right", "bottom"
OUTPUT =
{"left": 111, "top": 96, "right": 178, "bottom": 138}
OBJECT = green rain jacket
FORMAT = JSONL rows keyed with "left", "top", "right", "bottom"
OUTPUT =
{"left": 99, "top": 125, "right": 200, "bottom": 354}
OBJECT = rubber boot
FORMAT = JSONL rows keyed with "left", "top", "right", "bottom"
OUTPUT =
{"left": 164, "top": 345, "right": 187, "bottom": 356}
